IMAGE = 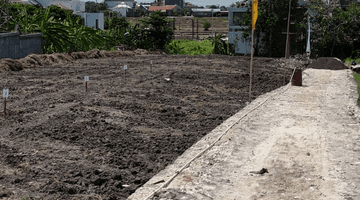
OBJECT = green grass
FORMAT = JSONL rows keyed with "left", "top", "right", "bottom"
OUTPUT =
{"left": 344, "top": 57, "right": 360, "bottom": 65}
{"left": 345, "top": 57, "right": 360, "bottom": 107}
{"left": 165, "top": 39, "right": 213, "bottom": 55}
{"left": 353, "top": 72, "right": 360, "bottom": 107}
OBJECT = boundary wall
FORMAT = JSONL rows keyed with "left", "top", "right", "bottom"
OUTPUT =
{"left": 0, "top": 31, "right": 43, "bottom": 60}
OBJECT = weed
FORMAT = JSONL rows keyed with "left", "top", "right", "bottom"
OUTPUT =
{"left": 353, "top": 72, "right": 360, "bottom": 107}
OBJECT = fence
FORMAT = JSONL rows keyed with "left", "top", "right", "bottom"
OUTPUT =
{"left": 0, "top": 31, "right": 43, "bottom": 59}
{"left": 168, "top": 18, "right": 228, "bottom": 40}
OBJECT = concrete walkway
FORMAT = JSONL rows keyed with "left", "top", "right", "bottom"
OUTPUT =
{"left": 128, "top": 68, "right": 360, "bottom": 200}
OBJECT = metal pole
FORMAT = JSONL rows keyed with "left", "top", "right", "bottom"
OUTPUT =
{"left": 192, "top": 19, "right": 194, "bottom": 40}
{"left": 285, "top": 0, "right": 292, "bottom": 59}
{"left": 212, "top": 9, "right": 213, "bottom": 37}
{"left": 197, "top": 19, "right": 199, "bottom": 39}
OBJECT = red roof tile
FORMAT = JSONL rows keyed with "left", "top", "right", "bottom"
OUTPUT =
{"left": 148, "top": 5, "right": 177, "bottom": 11}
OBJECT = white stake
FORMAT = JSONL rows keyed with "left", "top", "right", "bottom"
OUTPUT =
{"left": 3, "top": 89, "right": 9, "bottom": 115}
{"left": 84, "top": 76, "right": 89, "bottom": 92}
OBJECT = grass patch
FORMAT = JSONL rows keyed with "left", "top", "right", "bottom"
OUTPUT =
{"left": 344, "top": 57, "right": 360, "bottom": 65}
{"left": 353, "top": 72, "right": 360, "bottom": 107}
{"left": 164, "top": 39, "right": 213, "bottom": 55}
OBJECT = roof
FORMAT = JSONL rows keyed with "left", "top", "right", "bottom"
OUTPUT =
{"left": 192, "top": 8, "right": 221, "bottom": 12}
{"left": 53, "top": 3, "right": 72, "bottom": 10}
{"left": 112, "top": 3, "right": 132, "bottom": 9}
{"left": 148, "top": 5, "right": 178, "bottom": 11}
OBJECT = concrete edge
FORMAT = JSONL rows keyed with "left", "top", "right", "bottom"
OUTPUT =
{"left": 127, "top": 83, "right": 290, "bottom": 200}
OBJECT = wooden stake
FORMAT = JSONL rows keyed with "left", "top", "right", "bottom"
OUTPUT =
{"left": 4, "top": 98, "right": 6, "bottom": 115}
{"left": 86, "top": 81, "right": 88, "bottom": 92}
{"left": 249, "top": 29, "right": 255, "bottom": 102}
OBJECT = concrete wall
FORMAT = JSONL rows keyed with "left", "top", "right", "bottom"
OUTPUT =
{"left": 0, "top": 32, "right": 42, "bottom": 60}
{"left": 227, "top": 7, "right": 251, "bottom": 55}
{"left": 75, "top": 13, "right": 104, "bottom": 30}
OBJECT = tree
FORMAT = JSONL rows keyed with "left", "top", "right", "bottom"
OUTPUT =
{"left": 85, "top": 1, "right": 108, "bottom": 13}
{"left": 235, "top": 0, "right": 300, "bottom": 57}
{"left": 299, "top": 0, "right": 360, "bottom": 58}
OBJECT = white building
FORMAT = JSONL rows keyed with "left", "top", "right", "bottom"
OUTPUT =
{"left": 28, "top": 0, "right": 104, "bottom": 30}
{"left": 109, "top": 2, "right": 132, "bottom": 17}
{"left": 227, "top": 7, "right": 251, "bottom": 55}
{"left": 74, "top": 13, "right": 104, "bottom": 30}
{"left": 104, "top": 0, "right": 136, "bottom": 9}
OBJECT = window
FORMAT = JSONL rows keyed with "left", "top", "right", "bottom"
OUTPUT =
{"left": 232, "top": 12, "right": 244, "bottom": 26}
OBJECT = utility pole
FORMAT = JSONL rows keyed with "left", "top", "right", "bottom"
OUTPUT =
{"left": 285, "top": 0, "right": 292, "bottom": 59}
{"left": 211, "top": 8, "right": 213, "bottom": 37}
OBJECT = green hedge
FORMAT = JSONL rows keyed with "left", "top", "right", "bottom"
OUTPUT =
{"left": 164, "top": 39, "right": 213, "bottom": 55}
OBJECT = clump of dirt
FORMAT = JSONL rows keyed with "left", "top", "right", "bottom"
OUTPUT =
{"left": 307, "top": 57, "right": 348, "bottom": 70}
{"left": 0, "top": 48, "right": 164, "bottom": 73}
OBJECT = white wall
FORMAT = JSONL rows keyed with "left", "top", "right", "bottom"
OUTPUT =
{"left": 105, "top": 0, "right": 134, "bottom": 9}
{"left": 112, "top": 7, "right": 127, "bottom": 17}
{"left": 75, "top": 13, "right": 104, "bottom": 30}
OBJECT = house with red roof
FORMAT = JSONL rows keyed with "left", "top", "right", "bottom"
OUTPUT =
{"left": 148, "top": 5, "right": 180, "bottom": 16}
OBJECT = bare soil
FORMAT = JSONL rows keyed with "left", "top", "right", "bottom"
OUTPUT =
{"left": 0, "top": 51, "right": 296, "bottom": 200}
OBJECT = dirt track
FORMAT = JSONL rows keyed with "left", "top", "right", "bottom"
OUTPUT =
{"left": 0, "top": 53, "right": 295, "bottom": 199}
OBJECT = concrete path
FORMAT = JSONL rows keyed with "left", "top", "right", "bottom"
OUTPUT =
{"left": 128, "top": 68, "right": 360, "bottom": 200}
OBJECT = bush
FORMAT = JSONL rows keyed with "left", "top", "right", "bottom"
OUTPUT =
{"left": 210, "top": 34, "right": 230, "bottom": 55}
{"left": 164, "top": 39, "right": 213, "bottom": 55}
{"left": 202, "top": 21, "right": 211, "bottom": 30}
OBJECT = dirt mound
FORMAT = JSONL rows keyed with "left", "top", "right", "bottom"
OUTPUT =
{"left": 307, "top": 57, "right": 348, "bottom": 70}
{"left": 0, "top": 48, "right": 165, "bottom": 73}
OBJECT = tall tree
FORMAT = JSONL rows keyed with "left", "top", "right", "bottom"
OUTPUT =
{"left": 235, "top": 0, "right": 300, "bottom": 57}
{"left": 299, "top": 0, "right": 360, "bottom": 58}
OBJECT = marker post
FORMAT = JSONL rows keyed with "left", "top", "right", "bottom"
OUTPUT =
{"left": 84, "top": 76, "right": 89, "bottom": 92}
{"left": 3, "top": 89, "right": 9, "bottom": 115}
{"left": 150, "top": 61, "right": 152, "bottom": 73}
{"left": 124, "top": 65, "right": 128, "bottom": 84}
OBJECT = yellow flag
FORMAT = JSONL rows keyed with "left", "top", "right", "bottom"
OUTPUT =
{"left": 252, "top": 0, "right": 258, "bottom": 30}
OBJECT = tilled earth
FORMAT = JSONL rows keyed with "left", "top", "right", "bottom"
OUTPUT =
{"left": 0, "top": 54, "right": 294, "bottom": 200}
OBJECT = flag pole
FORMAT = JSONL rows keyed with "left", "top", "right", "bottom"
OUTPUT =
{"left": 249, "top": 0, "right": 258, "bottom": 102}
{"left": 249, "top": 29, "right": 254, "bottom": 102}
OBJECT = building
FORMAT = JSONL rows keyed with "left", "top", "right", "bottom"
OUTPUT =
{"left": 74, "top": 13, "right": 104, "bottom": 30}
{"left": 104, "top": 0, "right": 136, "bottom": 9}
{"left": 191, "top": 8, "right": 220, "bottom": 17}
{"left": 164, "top": 0, "right": 184, "bottom": 8}
{"left": 148, "top": 5, "right": 180, "bottom": 16}
{"left": 27, "top": 0, "right": 85, "bottom": 13}
{"left": 109, "top": 2, "right": 132, "bottom": 17}
{"left": 227, "top": 7, "right": 251, "bottom": 55}
{"left": 9, "top": 0, "right": 29, "bottom": 4}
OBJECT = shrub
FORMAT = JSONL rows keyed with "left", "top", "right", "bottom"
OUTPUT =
{"left": 202, "top": 21, "right": 211, "bottom": 30}
{"left": 164, "top": 39, "right": 213, "bottom": 55}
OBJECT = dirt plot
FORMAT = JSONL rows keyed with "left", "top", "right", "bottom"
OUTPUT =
{"left": 0, "top": 53, "right": 298, "bottom": 199}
